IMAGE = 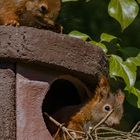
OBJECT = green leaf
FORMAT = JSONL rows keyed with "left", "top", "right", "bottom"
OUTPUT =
{"left": 109, "top": 55, "right": 136, "bottom": 88}
{"left": 135, "top": 80, "right": 140, "bottom": 90}
{"left": 108, "top": 0, "right": 139, "bottom": 30}
{"left": 68, "top": 31, "right": 92, "bottom": 41}
{"left": 89, "top": 41, "right": 108, "bottom": 53}
{"left": 120, "top": 47, "right": 140, "bottom": 58}
{"left": 125, "top": 87, "right": 140, "bottom": 108}
{"left": 126, "top": 53, "right": 140, "bottom": 66}
{"left": 100, "top": 33, "right": 117, "bottom": 42}
{"left": 137, "top": 0, "right": 140, "bottom": 4}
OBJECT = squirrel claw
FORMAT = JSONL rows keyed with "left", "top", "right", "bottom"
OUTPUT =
{"left": 5, "top": 20, "right": 20, "bottom": 26}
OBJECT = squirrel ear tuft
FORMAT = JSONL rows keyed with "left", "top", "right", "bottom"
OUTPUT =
{"left": 95, "top": 76, "right": 110, "bottom": 100}
{"left": 26, "top": 1, "right": 34, "bottom": 11}
{"left": 99, "top": 75, "right": 109, "bottom": 88}
{"left": 115, "top": 89, "right": 125, "bottom": 104}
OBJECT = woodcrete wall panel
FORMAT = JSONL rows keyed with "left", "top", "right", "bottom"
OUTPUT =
{"left": 0, "top": 64, "right": 16, "bottom": 140}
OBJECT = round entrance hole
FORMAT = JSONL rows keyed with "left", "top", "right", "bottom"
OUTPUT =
{"left": 42, "top": 75, "right": 91, "bottom": 134}
{"left": 42, "top": 75, "right": 90, "bottom": 115}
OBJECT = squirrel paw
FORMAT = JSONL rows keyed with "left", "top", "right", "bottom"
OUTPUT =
{"left": 4, "top": 19, "right": 20, "bottom": 26}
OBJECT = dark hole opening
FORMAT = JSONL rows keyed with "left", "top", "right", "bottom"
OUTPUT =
{"left": 42, "top": 79, "right": 82, "bottom": 134}
{"left": 42, "top": 79, "right": 82, "bottom": 115}
{"left": 42, "top": 76, "right": 90, "bottom": 135}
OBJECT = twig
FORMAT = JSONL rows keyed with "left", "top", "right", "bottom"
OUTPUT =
{"left": 62, "top": 126, "right": 76, "bottom": 140}
{"left": 44, "top": 112, "right": 63, "bottom": 128}
{"left": 54, "top": 127, "right": 61, "bottom": 139}
{"left": 86, "top": 127, "right": 94, "bottom": 140}
{"left": 91, "top": 109, "right": 114, "bottom": 132}
{"left": 67, "top": 128, "right": 85, "bottom": 135}
{"left": 44, "top": 112, "right": 140, "bottom": 140}
{"left": 92, "top": 126, "right": 140, "bottom": 140}
{"left": 131, "top": 121, "right": 140, "bottom": 133}
{"left": 44, "top": 112, "right": 75, "bottom": 140}
{"left": 62, "top": 130, "right": 67, "bottom": 140}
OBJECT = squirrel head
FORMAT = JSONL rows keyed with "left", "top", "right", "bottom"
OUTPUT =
{"left": 91, "top": 76, "right": 125, "bottom": 127}
{"left": 25, "top": 0, "right": 61, "bottom": 26}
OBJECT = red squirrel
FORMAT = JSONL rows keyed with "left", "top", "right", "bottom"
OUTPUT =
{"left": 0, "top": 0, "right": 61, "bottom": 31}
{"left": 50, "top": 76, "right": 125, "bottom": 139}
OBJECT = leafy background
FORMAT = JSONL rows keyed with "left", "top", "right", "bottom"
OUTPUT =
{"left": 59, "top": 0, "right": 140, "bottom": 130}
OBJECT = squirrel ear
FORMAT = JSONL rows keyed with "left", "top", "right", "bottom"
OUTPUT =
{"left": 95, "top": 76, "right": 110, "bottom": 100}
{"left": 115, "top": 89, "right": 125, "bottom": 104}
{"left": 99, "top": 75, "right": 109, "bottom": 88}
{"left": 26, "top": 1, "right": 34, "bottom": 11}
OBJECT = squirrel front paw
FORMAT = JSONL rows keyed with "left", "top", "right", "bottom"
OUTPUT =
{"left": 3, "top": 14, "right": 20, "bottom": 26}
{"left": 4, "top": 19, "right": 20, "bottom": 26}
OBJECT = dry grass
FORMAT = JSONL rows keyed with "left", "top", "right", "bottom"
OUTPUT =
{"left": 44, "top": 112, "right": 140, "bottom": 140}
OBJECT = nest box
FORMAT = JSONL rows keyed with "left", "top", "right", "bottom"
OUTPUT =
{"left": 0, "top": 26, "right": 108, "bottom": 139}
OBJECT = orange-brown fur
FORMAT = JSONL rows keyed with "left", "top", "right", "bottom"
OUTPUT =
{"left": 50, "top": 76, "right": 125, "bottom": 139}
{"left": 0, "top": 0, "right": 61, "bottom": 31}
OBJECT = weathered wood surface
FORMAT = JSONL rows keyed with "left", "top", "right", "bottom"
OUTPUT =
{"left": 0, "top": 64, "right": 16, "bottom": 140}
{"left": 0, "top": 26, "right": 108, "bottom": 79}
{"left": 16, "top": 65, "right": 53, "bottom": 140}
{"left": 0, "top": 26, "right": 109, "bottom": 140}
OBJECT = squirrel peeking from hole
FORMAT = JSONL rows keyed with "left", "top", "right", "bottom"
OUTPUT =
{"left": 48, "top": 76, "right": 125, "bottom": 139}
{"left": 0, "top": 0, "right": 62, "bottom": 32}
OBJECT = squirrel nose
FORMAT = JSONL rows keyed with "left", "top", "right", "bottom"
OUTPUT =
{"left": 105, "top": 120, "right": 113, "bottom": 127}
{"left": 105, "top": 117, "right": 120, "bottom": 127}
{"left": 40, "top": 5, "right": 48, "bottom": 14}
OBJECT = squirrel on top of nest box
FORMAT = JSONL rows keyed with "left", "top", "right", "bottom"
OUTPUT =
{"left": 50, "top": 76, "right": 125, "bottom": 139}
{"left": 0, "top": 0, "right": 61, "bottom": 32}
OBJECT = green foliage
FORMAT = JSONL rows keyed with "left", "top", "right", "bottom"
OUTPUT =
{"left": 120, "top": 47, "right": 140, "bottom": 58}
{"left": 126, "top": 86, "right": 140, "bottom": 108}
{"left": 137, "top": 0, "right": 140, "bottom": 4}
{"left": 90, "top": 41, "right": 108, "bottom": 53}
{"left": 109, "top": 55, "right": 136, "bottom": 88}
{"left": 61, "top": 0, "right": 140, "bottom": 108}
{"left": 108, "top": 0, "right": 139, "bottom": 30}
{"left": 69, "top": 30, "right": 92, "bottom": 41}
{"left": 126, "top": 53, "right": 140, "bottom": 66}
{"left": 100, "top": 33, "right": 117, "bottom": 42}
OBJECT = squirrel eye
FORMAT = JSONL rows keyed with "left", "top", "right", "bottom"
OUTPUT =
{"left": 103, "top": 104, "right": 111, "bottom": 112}
{"left": 40, "top": 5, "right": 48, "bottom": 14}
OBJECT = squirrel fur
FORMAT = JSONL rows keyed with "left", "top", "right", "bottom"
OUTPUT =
{"left": 49, "top": 76, "right": 125, "bottom": 139}
{"left": 0, "top": 0, "right": 61, "bottom": 31}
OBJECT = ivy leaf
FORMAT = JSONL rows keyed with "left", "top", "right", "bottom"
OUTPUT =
{"left": 69, "top": 31, "right": 92, "bottom": 41}
{"left": 137, "top": 0, "right": 140, "bottom": 4}
{"left": 125, "top": 87, "right": 140, "bottom": 108}
{"left": 89, "top": 41, "right": 108, "bottom": 53}
{"left": 126, "top": 53, "right": 140, "bottom": 66}
{"left": 100, "top": 33, "right": 117, "bottom": 42}
{"left": 108, "top": 0, "right": 139, "bottom": 30}
{"left": 120, "top": 47, "right": 140, "bottom": 58}
{"left": 135, "top": 80, "right": 140, "bottom": 90}
{"left": 109, "top": 55, "right": 136, "bottom": 88}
